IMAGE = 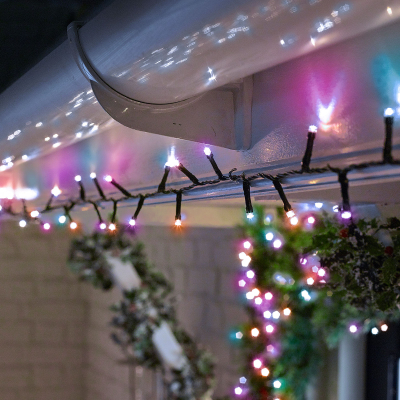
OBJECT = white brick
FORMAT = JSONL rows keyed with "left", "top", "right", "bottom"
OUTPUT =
{"left": 0, "top": 281, "right": 35, "bottom": 301}
{"left": 0, "top": 322, "right": 32, "bottom": 343}
{"left": 187, "top": 269, "right": 216, "bottom": 296}
{"left": 34, "top": 323, "right": 66, "bottom": 344}
{"left": 23, "top": 303, "right": 85, "bottom": 322}
{"left": 33, "top": 366, "right": 62, "bottom": 387}
{"left": 0, "top": 368, "right": 31, "bottom": 388}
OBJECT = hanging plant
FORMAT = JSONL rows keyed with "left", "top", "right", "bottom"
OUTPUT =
{"left": 308, "top": 215, "right": 400, "bottom": 315}
{"left": 68, "top": 227, "right": 215, "bottom": 400}
{"left": 230, "top": 207, "right": 400, "bottom": 400}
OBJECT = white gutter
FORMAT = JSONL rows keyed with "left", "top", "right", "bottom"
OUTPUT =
{"left": 0, "top": 0, "right": 399, "bottom": 164}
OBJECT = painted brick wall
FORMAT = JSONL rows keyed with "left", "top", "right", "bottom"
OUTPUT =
{"left": 0, "top": 221, "right": 246, "bottom": 399}
{"left": 0, "top": 221, "right": 86, "bottom": 400}
{"left": 84, "top": 226, "right": 247, "bottom": 399}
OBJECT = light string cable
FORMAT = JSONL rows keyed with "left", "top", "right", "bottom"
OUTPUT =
{"left": 2, "top": 110, "right": 399, "bottom": 229}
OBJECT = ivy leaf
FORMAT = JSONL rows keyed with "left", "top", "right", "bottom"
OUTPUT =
{"left": 381, "top": 257, "right": 398, "bottom": 285}
{"left": 376, "top": 292, "right": 396, "bottom": 311}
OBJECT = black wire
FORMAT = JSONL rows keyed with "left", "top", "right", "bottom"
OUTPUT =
{"left": 158, "top": 167, "right": 170, "bottom": 192}
{"left": 111, "top": 200, "right": 118, "bottom": 223}
{"left": 175, "top": 191, "right": 182, "bottom": 220}
{"left": 93, "top": 177, "right": 107, "bottom": 200}
{"left": 338, "top": 171, "right": 351, "bottom": 211}
{"left": 133, "top": 195, "right": 145, "bottom": 220}
{"left": 301, "top": 130, "right": 316, "bottom": 172}
{"left": 384, "top": 115, "right": 394, "bottom": 163}
{"left": 177, "top": 163, "right": 200, "bottom": 185}
{"left": 242, "top": 180, "right": 253, "bottom": 214}
{"left": 110, "top": 179, "right": 132, "bottom": 198}
{"left": 78, "top": 181, "right": 86, "bottom": 201}
{"left": 206, "top": 153, "right": 225, "bottom": 180}
{"left": 272, "top": 179, "right": 292, "bottom": 213}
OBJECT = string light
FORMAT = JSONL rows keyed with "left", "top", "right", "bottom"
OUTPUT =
{"left": 307, "top": 277, "right": 315, "bottom": 285}
{"left": 252, "top": 288, "right": 260, "bottom": 296}
{"left": 283, "top": 308, "right": 291, "bottom": 316}
{"left": 318, "top": 269, "right": 326, "bottom": 277}
{"left": 239, "top": 377, "right": 246, "bottom": 384}
{"left": 251, "top": 328, "right": 260, "bottom": 337}
{"left": 242, "top": 256, "right": 251, "bottom": 267}
{"left": 273, "top": 239, "right": 283, "bottom": 249}
{"left": 43, "top": 223, "right": 51, "bottom": 230}
{"left": 302, "top": 126, "right": 317, "bottom": 172}
{"left": 253, "top": 359, "right": 262, "bottom": 369}
{"left": 51, "top": 186, "right": 62, "bottom": 197}
{"left": 265, "top": 292, "right": 273, "bottom": 300}
{"left": 19, "top": 220, "right": 27, "bottom": 228}
{"left": 371, "top": 327, "right": 379, "bottom": 335}
{"left": 246, "top": 270, "right": 255, "bottom": 279}
{"left": 129, "top": 219, "right": 136, "bottom": 227}
{"left": 315, "top": 202, "right": 323, "bottom": 209}
{"left": 264, "top": 311, "right": 272, "bottom": 319}
{"left": 239, "top": 252, "right": 247, "bottom": 260}
{"left": 246, "top": 292, "right": 255, "bottom": 300}
{"left": 108, "top": 223, "right": 116, "bottom": 231}
{"left": 273, "top": 380, "right": 282, "bottom": 389}
{"left": 381, "top": 324, "right": 388, "bottom": 332}
{"left": 272, "top": 311, "right": 280, "bottom": 319}
{"left": 70, "top": 222, "right": 78, "bottom": 230}
{"left": 261, "top": 368, "right": 270, "bottom": 377}
{"left": 349, "top": 325, "right": 358, "bottom": 333}
{"left": 234, "top": 387, "right": 243, "bottom": 395}
{"left": 2, "top": 117, "right": 398, "bottom": 233}
{"left": 254, "top": 297, "right": 262, "bottom": 305}
{"left": 236, "top": 332, "right": 243, "bottom": 339}
{"left": 290, "top": 216, "right": 299, "bottom": 226}
{"left": 307, "top": 216, "right": 315, "bottom": 224}
{"left": 266, "top": 325, "right": 274, "bottom": 333}
{"left": 204, "top": 147, "right": 212, "bottom": 156}
{"left": 58, "top": 216, "right": 66, "bottom": 224}
{"left": 99, "top": 223, "right": 107, "bottom": 230}
{"left": 266, "top": 232, "right": 274, "bottom": 241}
{"left": 238, "top": 279, "right": 246, "bottom": 287}
{"left": 30, "top": 210, "right": 39, "bottom": 218}
{"left": 243, "top": 241, "right": 251, "bottom": 249}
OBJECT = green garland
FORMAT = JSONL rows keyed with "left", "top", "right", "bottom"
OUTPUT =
{"left": 231, "top": 207, "right": 400, "bottom": 400}
{"left": 68, "top": 228, "right": 215, "bottom": 400}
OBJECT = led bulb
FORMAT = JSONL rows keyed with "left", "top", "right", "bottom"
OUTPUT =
{"left": 318, "top": 269, "right": 326, "bottom": 277}
{"left": 315, "top": 202, "right": 323, "bottom": 209}
{"left": 43, "top": 223, "right": 51, "bottom": 230}
{"left": 265, "top": 292, "right": 273, "bottom": 300}
{"left": 246, "top": 292, "right": 255, "bottom": 300}
{"left": 239, "top": 377, "right": 247, "bottom": 384}
{"left": 272, "top": 311, "right": 280, "bottom": 319}
{"left": 129, "top": 219, "right": 136, "bottom": 227}
{"left": 165, "top": 157, "right": 180, "bottom": 168}
{"left": 308, "top": 216, "right": 316, "bottom": 224}
{"left": 246, "top": 213, "right": 254, "bottom": 220}
{"left": 234, "top": 387, "right": 243, "bottom": 395}
{"left": 286, "top": 210, "right": 295, "bottom": 218}
{"left": 381, "top": 324, "right": 388, "bottom": 332}
{"left": 264, "top": 311, "right": 272, "bottom": 319}
{"left": 19, "top": 220, "right": 27, "bottom": 228}
{"left": 341, "top": 211, "right": 352, "bottom": 219}
{"left": 99, "top": 223, "right": 106, "bottom": 230}
{"left": 371, "top": 327, "right": 379, "bottom": 335}
{"left": 51, "top": 186, "right": 62, "bottom": 197}
{"left": 74, "top": 175, "right": 82, "bottom": 182}
{"left": 290, "top": 216, "right": 298, "bottom": 226}
{"left": 252, "top": 288, "right": 260, "bottom": 296}
{"left": 253, "top": 359, "right": 262, "bottom": 369}
{"left": 109, "top": 223, "right": 116, "bottom": 231}
{"left": 236, "top": 332, "right": 243, "bottom": 339}
{"left": 238, "top": 279, "right": 246, "bottom": 287}
{"left": 246, "top": 270, "right": 255, "bottom": 279}
{"left": 30, "top": 210, "right": 39, "bottom": 218}
{"left": 70, "top": 222, "right": 77, "bottom": 230}
{"left": 90, "top": 173, "right": 96, "bottom": 179}
{"left": 261, "top": 368, "right": 270, "bottom": 377}
{"left": 58, "top": 216, "right": 66, "bottom": 224}
{"left": 241, "top": 256, "right": 251, "bottom": 267}
{"left": 239, "top": 252, "right": 246, "bottom": 260}
{"left": 384, "top": 108, "right": 395, "bottom": 117}
{"left": 175, "top": 219, "right": 182, "bottom": 227}
{"left": 283, "top": 308, "right": 291, "bottom": 316}
{"left": 349, "top": 325, "right": 357, "bottom": 333}
{"left": 309, "top": 125, "right": 318, "bottom": 133}
{"left": 266, "top": 232, "right": 274, "bottom": 241}
{"left": 273, "top": 239, "right": 282, "bottom": 249}
{"left": 273, "top": 380, "right": 282, "bottom": 389}
{"left": 266, "top": 324, "right": 274, "bottom": 333}
{"left": 204, "top": 147, "right": 212, "bottom": 156}
{"left": 251, "top": 328, "right": 260, "bottom": 337}
{"left": 254, "top": 297, "right": 262, "bottom": 305}
{"left": 243, "top": 241, "right": 251, "bottom": 249}
{"left": 104, "top": 175, "right": 112, "bottom": 182}
{"left": 307, "top": 277, "right": 315, "bottom": 285}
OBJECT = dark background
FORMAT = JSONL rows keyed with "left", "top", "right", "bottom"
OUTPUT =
{"left": 0, "top": 0, "right": 110, "bottom": 94}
